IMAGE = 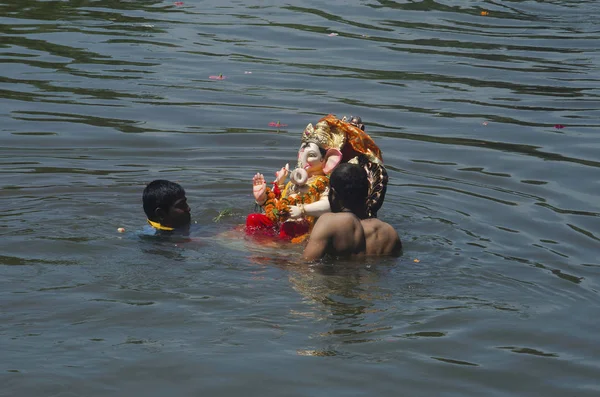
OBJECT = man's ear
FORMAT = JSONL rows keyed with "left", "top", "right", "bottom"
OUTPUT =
{"left": 328, "top": 187, "right": 341, "bottom": 212}
{"left": 322, "top": 148, "right": 343, "bottom": 174}
{"left": 329, "top": 187, "right": 337, "bottom": 202}
{"left": 154, "top": 207, "right": 166, "bottom": 221}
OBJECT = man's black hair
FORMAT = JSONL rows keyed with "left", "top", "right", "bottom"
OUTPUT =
{"left": 329, "top": 163, "right": 369, "bottom": 212}
{"left": 143, "top": 179, "right": 186, "bottom": 221}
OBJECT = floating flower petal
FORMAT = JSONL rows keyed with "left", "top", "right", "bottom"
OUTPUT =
{"left": 269, "top": 121, "right": 288, "bottom": 127}
{"left": 481, "top": 11, "right": 489, "bottom": 16}
{"left": 209, "top": 74, "right": 226, "bottom": 80}
{"left": 482, "top": 121, "right": 489, "bottom": 126}
{"left": 554, "top": 124, "right": 565, "bottom": 129}
{"left": 174, "top": 2, "right": 184, "bottom": 6}
{"left": 328, "top": 33, "right": 339, "bottom": 37}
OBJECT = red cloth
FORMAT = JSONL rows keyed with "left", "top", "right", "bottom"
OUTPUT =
{"left": 279, "top": 219, "right": 309, "bottom": 241}
{"left": 245, "top": 213, "right": 309, "bottom": 241}
{"left": 246, "top": 213, "right": 277, "bottom": 237}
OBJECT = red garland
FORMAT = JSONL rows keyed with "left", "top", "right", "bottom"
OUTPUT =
{"left": 272, "top": 182, "right": 281, "bottom": 198}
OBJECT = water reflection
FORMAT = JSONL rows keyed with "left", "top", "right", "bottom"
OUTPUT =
{"left": 286, "top": 258, "right": 399, "bottom": 351}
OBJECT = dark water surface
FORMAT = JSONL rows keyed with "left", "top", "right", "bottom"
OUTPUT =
{"left": 2, "top": 0, "right": 599, "bottom": 395}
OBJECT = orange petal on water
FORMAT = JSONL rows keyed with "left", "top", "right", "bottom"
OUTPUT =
{"left": 481, "top": 11, "right": 489, "bottom": 16}
{"left": 413, "top": 259, "right": 420, "bottom": 263}
{"left": 209, "top": 74, "right": 226, "bottom": 80}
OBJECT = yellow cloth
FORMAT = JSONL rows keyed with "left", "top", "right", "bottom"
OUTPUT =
{"left": 147, "top": 219, "right": 174, "bottom": 231}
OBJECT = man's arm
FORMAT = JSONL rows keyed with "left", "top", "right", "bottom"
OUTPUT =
{"left": 303, "top": 214, "right": 334, "bottom": 261}
{"left": 386, "top": 223, "right": 403, "bottom": 256}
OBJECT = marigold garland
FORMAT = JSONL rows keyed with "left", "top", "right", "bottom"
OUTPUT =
{"left": 262, "top": 175, "right": 329, "bottom": 223}
{"left": 263, "top": 189, "right": 279, "bottom": 222}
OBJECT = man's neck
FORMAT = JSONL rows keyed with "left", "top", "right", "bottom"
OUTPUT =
{"left": 339, "top": 207, "right": 367, "bottom": 219}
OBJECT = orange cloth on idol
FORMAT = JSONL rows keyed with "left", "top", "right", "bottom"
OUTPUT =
{"left": 317, "top": 114, "right": 383, "bottom": 164}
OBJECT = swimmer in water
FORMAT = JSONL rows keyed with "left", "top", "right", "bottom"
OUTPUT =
{"left": 303, "top": 163, "right": 402, "bottom": 261}
{"left": 142, "top": 179, "right": 191, "bottom": 235}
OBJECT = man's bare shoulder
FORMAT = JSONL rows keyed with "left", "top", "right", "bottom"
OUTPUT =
{"left": 361, "top": 218, "right": 402, "bottom": 256}
{"left": 361, "top": 218, "right": 390, "bottom": 232}
{"left": 322, "top": 212, "right": 355, "bottom": 219}
{"left": 310, "top": 212, "right": 358, "bottom": 239}
{"left": 317, "top": 212, "right": 360, "bottom": 225}
{"left": 304, "top": 212, "right": 365, "bottom": 261}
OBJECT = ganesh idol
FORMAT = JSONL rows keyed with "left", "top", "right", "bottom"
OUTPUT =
{"left": 246, "top": 114, "right": 388, "bottom": 243}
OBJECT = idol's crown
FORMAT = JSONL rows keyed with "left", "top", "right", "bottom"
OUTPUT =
{"left": 301, "top": 120, "right": 345, "bottom": 150}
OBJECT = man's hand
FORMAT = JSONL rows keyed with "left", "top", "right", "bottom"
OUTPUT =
{"left": 253, "top": 173, "right": 267, "bottom": 205}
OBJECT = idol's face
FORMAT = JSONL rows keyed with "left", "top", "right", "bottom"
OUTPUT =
{"left": 298, "top": 142, "right": 325, "bottom": 175}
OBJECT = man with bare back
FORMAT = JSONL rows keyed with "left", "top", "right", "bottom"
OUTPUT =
{"left": 303, "top": 163, "right": 402, "bottom": 261}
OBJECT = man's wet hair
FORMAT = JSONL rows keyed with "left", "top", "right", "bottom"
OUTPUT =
{"left": 143, "top": 179, "right": 186, "bottom": 221}
{"left": 330, "top": 163, "right": 369, "bottom": 210}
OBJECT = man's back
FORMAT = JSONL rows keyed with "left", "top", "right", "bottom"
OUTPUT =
{"left": 303, "top": 212, "right": 366, "bottom": 261}
{"left": 361, "top": 218, "right": 402, "bottom": 256}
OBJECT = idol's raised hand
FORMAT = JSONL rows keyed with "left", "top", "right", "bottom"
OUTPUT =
{"left": 252, "top": 173, "right": 267, "bottom": 205}
{"left": 275, "top": 163, "right": 289, "bottom": 187}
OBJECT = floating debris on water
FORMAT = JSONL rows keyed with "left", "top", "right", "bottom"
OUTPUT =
{"left": 213, "top": 209, "right": 234, "bottom": 222}
{"left": 269, "top": 121, "right": 288, "bottom": 127}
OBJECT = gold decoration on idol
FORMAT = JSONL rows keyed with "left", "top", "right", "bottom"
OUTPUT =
{"left": 301, "top": 120, "right": 346, "bottom": 151}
